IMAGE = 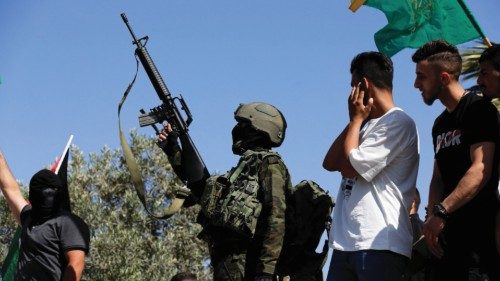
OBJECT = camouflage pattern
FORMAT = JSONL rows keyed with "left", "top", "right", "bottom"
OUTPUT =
{"left": 206, "top": 149, "right": 291, "bottom": 280}
{"left": 201, "top": 150, "right": 273, "bottom": 238}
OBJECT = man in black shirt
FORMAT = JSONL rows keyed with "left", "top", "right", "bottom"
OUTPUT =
{"left": 477, "top": 43, "right": 500, "bottom": 258}
{"left": 412, "top": 40, "right": 499, "bottom": 281}
{"left": 0, "top": 152, "right": 89, "bottom": 281}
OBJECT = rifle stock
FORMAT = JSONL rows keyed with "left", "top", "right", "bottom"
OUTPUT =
{"left": 121, "top": 13, "right": 208, "bottom": 184}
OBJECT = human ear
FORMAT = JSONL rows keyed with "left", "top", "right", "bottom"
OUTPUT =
{"left": 440, "top": 72, "right": 451, "bottom": 85}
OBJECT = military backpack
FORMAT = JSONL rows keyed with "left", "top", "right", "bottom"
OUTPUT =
{"left": 278, "top": 180, "right": 334, "bottom": 278}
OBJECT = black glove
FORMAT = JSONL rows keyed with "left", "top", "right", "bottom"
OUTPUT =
{"left": 157, "top": 131, "right": 180, "bottom": 156}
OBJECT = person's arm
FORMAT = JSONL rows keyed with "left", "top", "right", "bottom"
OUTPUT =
{"left": 424, "top": 142, "right": 495, "bottom": 258}
{"left": 441, "top": 141, "right": 495, "bottom": 212}
{"left": 322, "top": 125, "right": 349, "bottom": 172}
{"left": 426, "top": 161, "right": 444, "bottom": 212}
{"left": 256, "top": 158, "right": 287, "bottom": 276}
{"left": 0, "top": 151, "right": 29, "bottom": 224}
{"left": 157, "top": 123, "right": 185, "bottom": 180}
{"left": 62, "top": 249, "right": 86, "bottom": 281}
{"left": 423, "top": 161, "right": 446, "bottom": 258}
{"left": 342, "top": 82, "right": 373, "bottom": 178}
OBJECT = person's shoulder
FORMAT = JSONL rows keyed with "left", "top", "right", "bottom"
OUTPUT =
{"left": 57, "top": 212, "right": 89, "bottom": 228}
{"left": 463, "top": 93, "right": 498, "bottom": 116}
{"left": 20, "top": 204, "right": 32, "bottom": 225}
{"left": 386, "top": 108, "right": 417, "bottom": 130}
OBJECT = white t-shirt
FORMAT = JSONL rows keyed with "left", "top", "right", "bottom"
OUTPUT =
{"left": 329, "top": 107, "right": 420, "bottom": 258}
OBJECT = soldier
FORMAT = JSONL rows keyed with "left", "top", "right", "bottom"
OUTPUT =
{"left": 158, "top": 102, "right": 291, "bottom": 281}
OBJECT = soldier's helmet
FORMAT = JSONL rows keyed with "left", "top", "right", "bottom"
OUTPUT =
{"left": 234, "top": 102, "right": 287, "bottom": 147}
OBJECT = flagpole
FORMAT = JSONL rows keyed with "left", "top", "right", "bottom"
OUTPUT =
{"left": 349, "top": 0, "right": 366, "bottom": 12}
{"left": 55, "top": 135, "right": 73, "bottom": 174}
{"left": 456, "top": 0, "right": 492, "bottom": 47}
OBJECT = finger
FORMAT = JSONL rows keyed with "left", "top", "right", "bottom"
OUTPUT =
{"left": 166, "top": 123, "right": 173, "bottom": 133}
{"left": 357, "top": 87, "right": 365, "bottom": 104}
{"left": 352, "top": 83, "right": 361, "bottom": 102}
{"left": 158, "top": 134, "right": 167, "bottom": 142}
{"left": 365, "top": 97, "right": 374, "bottom": 112}
{"left": 349, "top": 86, "right": 356, "bottom": 103}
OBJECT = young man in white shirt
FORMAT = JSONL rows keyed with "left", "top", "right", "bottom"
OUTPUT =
{"left": 323, "top": 51, "right": 420, "bottom": 281}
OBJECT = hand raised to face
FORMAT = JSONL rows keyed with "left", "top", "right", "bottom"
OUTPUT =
{"left": 348, "top": 81, "right": 373, "bottom": 122}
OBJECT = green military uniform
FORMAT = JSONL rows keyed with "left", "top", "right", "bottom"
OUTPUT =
{"left": 205, "top": 149, "right": 290, "bottom": 280}
{"left": 162, "top": 102, "right": 290, "bottom": 280}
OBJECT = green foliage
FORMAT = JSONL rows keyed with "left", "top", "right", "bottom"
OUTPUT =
{"left": 1, "top": 132, "right": 211, "bottom": 280}
{"left": 461, "top": 40, "right": 488, "bottom": 81}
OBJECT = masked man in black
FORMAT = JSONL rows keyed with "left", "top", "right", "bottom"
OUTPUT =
{"left": 0, "top": 151, "right": 90, "bottom": 281}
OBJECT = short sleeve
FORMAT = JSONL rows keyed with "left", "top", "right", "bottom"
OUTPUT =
{"left": 349, "top": 111, "right": 417, "bottom": 182}
{"left": 463, "top": 100, "right": 498, "bottom": 145}
{"left": 20, "top": 204, "right": 32, "bottom": 226}
{"left": 59, "top": 215, "right": 90, "bottom": 254}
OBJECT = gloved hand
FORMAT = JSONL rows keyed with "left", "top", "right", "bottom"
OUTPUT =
{"left": 156, "top": 123, "right": 180, "bottom": 155}
{"left": 254, "top": 273, "right": 274, "bottom": 281}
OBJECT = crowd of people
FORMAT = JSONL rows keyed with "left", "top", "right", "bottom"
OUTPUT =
{"left": 1, "top": 40, "right": 499, "bottom": 280}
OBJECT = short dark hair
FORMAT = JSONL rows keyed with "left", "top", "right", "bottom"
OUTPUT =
{"left": 411, "top": 40, "right": 462, "bottom": 80}
{"left": 350, "top": 51, "right": 393, "bottom": 90}
{"left": 479, "top": 43, "right": 500, "bottom": 71}
{"left": 170, "top": 272, "right": 197, "bottom": 281}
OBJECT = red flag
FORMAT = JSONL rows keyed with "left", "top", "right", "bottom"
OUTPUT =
{"left": 50, "top": 135, "right": 73, "bottom": 212}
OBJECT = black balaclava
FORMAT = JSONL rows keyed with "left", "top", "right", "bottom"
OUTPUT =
{"left": 231, "top": 121, "right": 271, "bottom": 155}
{"left": 29, "top": 169, "right": 63, "bottom": 222}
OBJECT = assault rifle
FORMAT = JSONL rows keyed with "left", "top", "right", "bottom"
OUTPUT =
{"left": 121, "top": 13, "right": 208, "bottom": 184}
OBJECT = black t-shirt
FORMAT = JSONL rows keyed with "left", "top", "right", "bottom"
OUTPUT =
{"left": 432, "top": 92, "right": 499, "bottom": 216}
{"left": 15, "top": 205, "right": 90, "bottom": 281}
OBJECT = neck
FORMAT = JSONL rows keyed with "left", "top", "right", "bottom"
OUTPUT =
{"left": 370, "top": 89, "right": 395, "bottom": 118}
{"left": 440, "top": 82, "right": 465, "bottom": 112}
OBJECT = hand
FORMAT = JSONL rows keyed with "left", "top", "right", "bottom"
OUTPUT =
{"left": 157, "top": 123, "right": 173, "bottom": 143}
{"left": 423, "top": 215, "right": 445, "bottom": 258}
{"left": 348, "top": 82, "right": 373, "bottom": 122}
{"left": 156, "top": 123, "right": 180, "bottom": 155}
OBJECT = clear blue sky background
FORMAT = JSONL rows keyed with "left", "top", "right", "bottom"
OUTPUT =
{"left": 1, "top": 0, "right": 498, "bottom": 276}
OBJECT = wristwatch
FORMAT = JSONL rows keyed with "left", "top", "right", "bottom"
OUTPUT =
{"left": 432, "top": 203, "right": 449, "bottom": 220}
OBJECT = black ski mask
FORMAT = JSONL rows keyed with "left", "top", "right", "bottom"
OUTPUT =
{"left": 231, "top": 122, "right": 270, "bottom": 155}
{"left": 29, "top": 169, "right": 62, "bottom": 222}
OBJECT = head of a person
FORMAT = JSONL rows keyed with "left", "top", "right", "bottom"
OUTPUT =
{"left": 350, "top": 51, "right": 394, "bottom": 94}
{"left": 478, "top": 44, "right": 500, "bottom": 98}
{"left": 28, "top": 169, "right": 63, "bottom": 222}
{"left": 170, "top": 272, "right": 197, "bottom": 281}
{"left": 412, "top": 40, "right": 462, "bottom": 106}
{"left": 232, "top": 102, "right": 287, "bottom": 155}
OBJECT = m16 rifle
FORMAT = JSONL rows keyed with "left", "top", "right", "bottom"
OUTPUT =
{"left": 121, "top": 13, "right": 208, "bottom": 184}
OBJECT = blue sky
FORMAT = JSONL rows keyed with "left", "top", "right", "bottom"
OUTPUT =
{"left": 1, "top": 0, "right": 499, "bottom": 274}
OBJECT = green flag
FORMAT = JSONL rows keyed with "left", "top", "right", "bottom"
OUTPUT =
{"left": 1, "top": 227, "right": 21, "bottom": 281}
{"left": 364, "top": 0, "right": 483, "bottom": 57}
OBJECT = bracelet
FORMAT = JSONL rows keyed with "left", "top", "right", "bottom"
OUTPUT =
{"left": 432, "top": 203, "right": 449, "bottom": 220}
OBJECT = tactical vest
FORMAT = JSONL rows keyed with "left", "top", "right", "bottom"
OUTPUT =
{"left": 200, "top": 150, "right": 284, "bottom": 238}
